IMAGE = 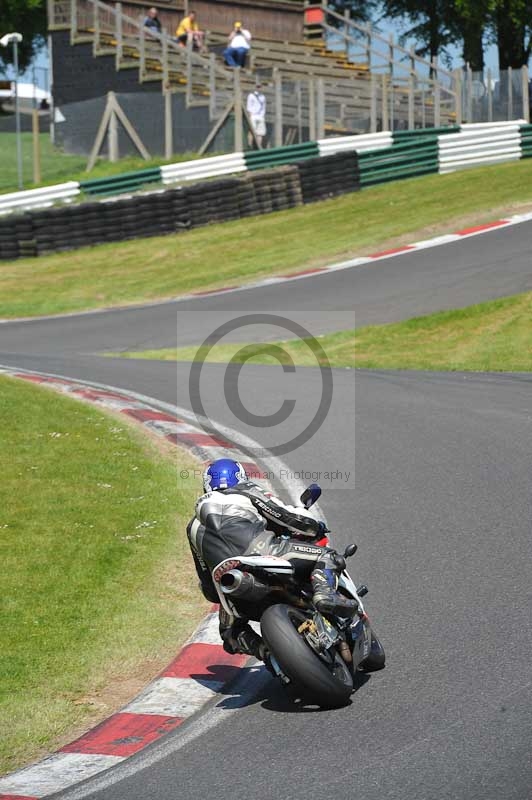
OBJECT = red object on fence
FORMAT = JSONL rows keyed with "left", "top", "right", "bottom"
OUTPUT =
{"left": 304, "top": 7, "right": 324, "bottom": 24}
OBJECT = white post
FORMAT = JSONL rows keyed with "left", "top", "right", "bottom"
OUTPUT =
{"left": 108, "top": 107, "right": 118, "bottom": 161}
{"left": 209, "top": 52, "right": 216, "bottom": 120}
{"left": 454, "top": 68, "right": 462, "bottom": 126}
{"left": 13, "top": 39, "right": 23, "bottom": 189}
{"left": 297, "top": 80, "right": 302, "bottom": 142}
{"left": 522, "top": 65, "right": 530, "bottom": 122}
{"left": 139, "top": 24, "right": 146, "bottom": 80}
{"left": 233, "top": 68, "right": 243, "bottom": 151}
{"left": 70, "top": 0, "right": 77, "bottom": 45}
{"left": 316, "top": 77, "right": 325, "bottom": 139}
{"left": 370, "top": 73, "right": 377, "bottom": 132}
{"left": 186, "top": 37, "right": 193, "bottom": 107}
{"left": 343, "top": 7, "right": 350, "bottom": 54}
{"left": 508, "top": 66, "right": 513, "bottom": 119}
{"left": 487, "top": 67, "right": 493, "bottom": 122}
{"left": 93, "top": 0, "right": 99, "bottom": 55}
{"left": 432, "top": 57, "right": 440, "bottom": 127}
{"left": 467, "top": 64, "right": 473, "bottom": 122}
{"left": 164, "top": 90, "right": 173, "bottom": 159}
{"left": 274, "top": 67, "right": 283, "bottom": 147}
{"left": 115, "top": 2, "right": 122, "bottom": 70}
{"left": 382, "top": 73, "right": 389, "bottom": 131}
{"left": 308, "top": 77, "right": 316, "bottom": 140}
{"left": 408, "top": 74, "right": 414, "bottom": 129}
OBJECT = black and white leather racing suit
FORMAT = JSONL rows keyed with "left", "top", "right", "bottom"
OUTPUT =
{"left": 186, "top": 480, "right": 357, "bottom": 660}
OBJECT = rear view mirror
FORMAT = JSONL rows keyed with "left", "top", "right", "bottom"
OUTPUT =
{"left": 300, "top": 483, "right": 322, "bottom": 509}
{"left": 343, "top": 543, "right": 358, "bottom": 559}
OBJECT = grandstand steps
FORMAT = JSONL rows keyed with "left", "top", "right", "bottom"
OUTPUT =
{"left": 50, "top": 0, "right": 456, "bottom": 139}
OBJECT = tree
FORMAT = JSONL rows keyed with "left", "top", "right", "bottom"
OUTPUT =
{"left": 452, "top": 0, "right": 494, "bottom": 71}
{"left": 0, "top": 0, "right": 46, "bottom": 73}
{"left": 380, "top": 0, "right": 456, "bottom": 64}
{"left": 326, "top": 0, "right": 378, "bottom": 33}
{"left": 491, "top": 0, "right": 532, "bottom": 69}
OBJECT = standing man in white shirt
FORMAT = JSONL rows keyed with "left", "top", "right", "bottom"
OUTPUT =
{"left": 246, "top": 82, "right": 266, "bottom": 148}
{"left": 224, "top": 21, "right": 251, "bottom": 68}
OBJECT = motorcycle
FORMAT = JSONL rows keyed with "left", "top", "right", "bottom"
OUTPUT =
{"left": 212, "top": 484, "right": 385, "bottom": 708}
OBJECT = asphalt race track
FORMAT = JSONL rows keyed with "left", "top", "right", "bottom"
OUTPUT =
{"left": 1, "top": 221, "right": 532, "bottom": 800}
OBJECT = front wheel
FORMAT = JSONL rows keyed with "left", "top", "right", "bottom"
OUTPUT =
{"left": 260, "top": 604, "right": 353, "bottom": 708}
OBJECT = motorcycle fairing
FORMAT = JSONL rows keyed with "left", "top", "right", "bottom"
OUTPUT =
{"left": 349, "top": 617, "right": 371, "bottom": 668}
{"left": 338, "top": 569, "right": 365, "bottom": 615}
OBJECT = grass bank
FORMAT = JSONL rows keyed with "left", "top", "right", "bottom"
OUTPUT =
{"left": 0, "top": 375, "right": 207, "bottom": 776}
{"left": 112, "top": 292, "right": 532, "bottom": 372}
{"left": 0, "top": 132, "right": 202, "bottom": 194}
{"left": 2, "top": 159, "right": 532, "bottom": 318}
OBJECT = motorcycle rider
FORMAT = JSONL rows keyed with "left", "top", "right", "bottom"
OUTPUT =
{"left": 186, "top": 458, "right": 358, "bottom": 663}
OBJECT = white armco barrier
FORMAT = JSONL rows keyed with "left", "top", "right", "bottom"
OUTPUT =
{"left": 460, "top": 120, "right": 527, "bottom": 130}
{"left": 439, "top": 125, "right": 522, "bottom": 173}
{"left": 318, "top": 132, "right": 393, "bottom": 156}
{"left": 161, "top": 153, "right": 246, "bottom": 185}
{"left": 0, "top": 181, "right": 80, "bottom": 215}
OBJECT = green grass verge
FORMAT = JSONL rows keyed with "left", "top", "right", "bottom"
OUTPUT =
{"left": 0, "top": 375, "right": 207, "bottom": 776}
{"left": 0, "top": 132, "right": 203, "bottom": 194}
{"left": 110, "top": 292, "right": 532, "bottom": 372}
{"left": 2, "top": 158, "right": 532, "bottom": 319}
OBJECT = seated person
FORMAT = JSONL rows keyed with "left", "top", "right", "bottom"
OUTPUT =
{"left": 175, "top": 10, "right": 203, "bottom": 51}
{"left": 143, "top": 7, "right": 162, "bottom": 35}
{"left": 223, "top": 21, "right": 251, "bottom": 68}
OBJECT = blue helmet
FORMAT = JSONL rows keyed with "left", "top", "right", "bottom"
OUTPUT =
{"left": 203, "top": 458, "right": 247, "bottom": 493}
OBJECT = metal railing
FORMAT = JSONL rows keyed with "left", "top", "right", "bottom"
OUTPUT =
{"left": 304, "top": 3, "right": 459, "bottom": 128}
{"left": 69, "top": 0, "right": 234, "bottom": 116}
{"left": 461, "top": 67, "right": 530, "bottom": 124}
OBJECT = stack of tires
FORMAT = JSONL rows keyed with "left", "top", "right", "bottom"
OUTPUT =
{"left": 296, "top": 151, "right": 360, "bottom": 204}
{"left": 0, "top": 152, "right": 360, "bottom": 262}
{"left": 182, "top": 178, "right": 243, "bottom": 227}
{"left": 0, "top": 217, "right": 20, "bottom": 261}
{"left": 247, "top": 165, "right": 303, "bottom": 215}
{"left": 31, "top": 205, "right": 103, "bottom": 254}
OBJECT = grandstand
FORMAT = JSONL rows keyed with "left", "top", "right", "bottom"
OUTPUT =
{"left": 47, "top": 0, "right": 459, "bottom": 153}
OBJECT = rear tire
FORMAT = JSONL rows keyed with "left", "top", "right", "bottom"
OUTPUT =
{"left": 260, "top": 604, "right": 353, "bottom": 708}
{"left": 359, "top": 628, "right": 386, "bottom": 672}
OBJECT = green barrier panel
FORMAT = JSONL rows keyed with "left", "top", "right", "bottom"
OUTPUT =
{"left": 360, "top": 153, "right": 439, "bottom": 177}
{"left": 80, "top": 167, "right": 162, "bottom": 196}
{"left": 359, "top": 146, "right": 438, "bottom": 173}
{"left": 392, "top": 126, "right": 460, "bottom": 140}
{"left": 359, "top": 162, "right": 439, "bottom": 187}
{"left": 359, "top": 140, "right": 439, "bottom": 161}
{"left": 360, "top": 147, "right": 439, "bottom": 171}
{"left": 360, "top": 148, "right": 439, "bottom": 177}
{"left": 245, "top": 142, "right": 319, "bottom": 170}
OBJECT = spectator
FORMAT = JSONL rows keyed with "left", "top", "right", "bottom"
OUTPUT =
{"left": 175, "top": 10, "right": 204, "bottom": 52}
{"left": 246, "top": 83, "right": 266, "bottom": 148}
{"left": 224, "top": 21, "right": 251, "bottom": 68}
{"left": 143, "top": 7, "right": 162, "bottom": 35}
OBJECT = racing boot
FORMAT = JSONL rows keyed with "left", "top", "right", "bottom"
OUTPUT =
{"left": 311, "top": 550, "right": 358, "bottom": 618}
{"left": 219, "top": 609, "right": 275, "bottom": 673}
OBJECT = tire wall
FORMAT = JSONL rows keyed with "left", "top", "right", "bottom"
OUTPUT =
{"left": 0, "top": 152, "right": 359, "bottom": 261}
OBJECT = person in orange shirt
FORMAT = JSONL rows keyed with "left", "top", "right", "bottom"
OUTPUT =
{"left": 175, "top": 10, "right": 203, "bottom": 51}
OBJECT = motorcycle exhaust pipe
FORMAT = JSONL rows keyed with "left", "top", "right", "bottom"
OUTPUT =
{"left": 220, "top": 569, "right": 269, "bottom": 600}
